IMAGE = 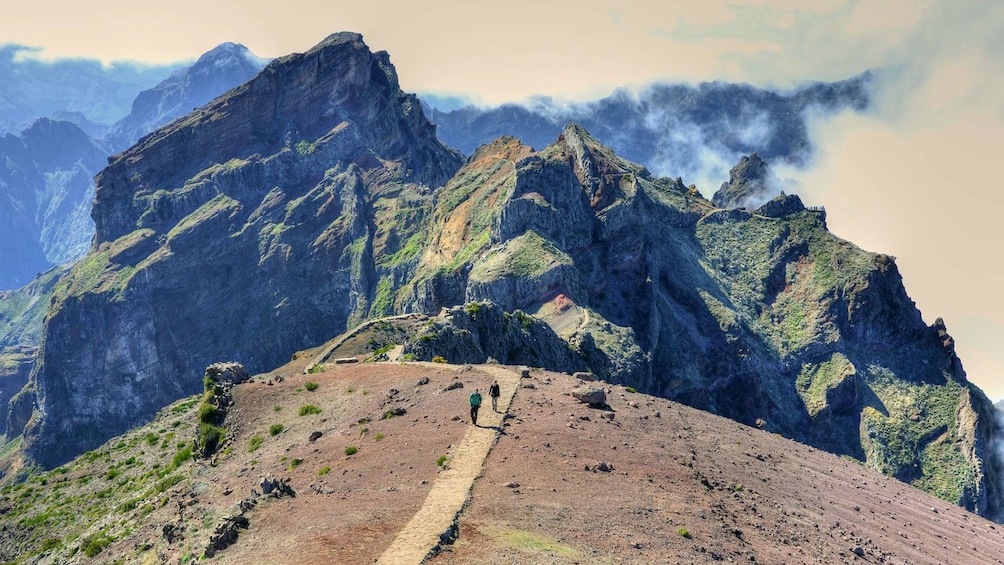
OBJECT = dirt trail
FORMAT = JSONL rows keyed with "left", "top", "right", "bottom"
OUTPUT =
{"left": 377, "top": 366, "right": 520, "bottom": 565}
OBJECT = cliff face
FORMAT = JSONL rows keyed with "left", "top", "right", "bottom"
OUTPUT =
{"left": 23, "top": 32, "right": 463, "bottom": 468}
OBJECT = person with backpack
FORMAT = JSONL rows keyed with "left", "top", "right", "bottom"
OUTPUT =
{"left": 469, "top": 389, "right": 483, "bottom": 426}
{"left": 489, "top": 380, "right": 501, "bottom": 412}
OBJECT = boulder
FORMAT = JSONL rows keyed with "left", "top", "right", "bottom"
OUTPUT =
{"left": 572, "top": 386, "right": 606, "bottom": 407}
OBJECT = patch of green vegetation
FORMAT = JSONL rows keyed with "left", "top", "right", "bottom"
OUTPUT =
{"left": 345, "top": 446, "right": 358, "bottom": 456}
{"left": 294, "top": 139, "right": 316, "bottom": 155}
{"left": 437, "top": 455, "right": 448, "bottom": 467}
{"left": 269, "top": 424, "right": 284, "bottom": 436}
{"left": 248, "top": 436, "right": 264, "bottom": 453}
{"left": 370, "top": 276, "right": 396, "bottom": 317}
{"left": 288, "top": 458, "right": 303, "bottom": 470}
{"left": 307, "top": 363, "right": 325, "bottom": 374}
{"left": 81, "top": 533, "right": 113, "bottom": 557}
{"left": 859, "top": 365, "right": 972, "bottom": 504}
{"left": 274, "top": 405, "right": 282, "bottom": 412}
{"left": 677, "top": 527, "right": 691, "bottom": 539}
{"left": 305, "top": 381, "right": 319, "bottom": 392}
{"left": 441, "top": 230, "right": 491, "bottom": 276}
{"left": 167, "top": 194, "right": 239, "bottom": 242}
{"left": 374, "top": 433, "right": 385, "bottom": 442}
{"left": 197, "top": 423, "right": 225, "bottom": 456}
{"left": 299, "top": 404, "right": 322, "bottom": 416}
{"left": 432, "top": 356, "right": 447, "bottom": 364}
{"left": 499, "top": 530, "right": 578, "bottom": 557}
{"left": 469, "top": 230, "right": 572, "bottom": 281}
{"left": 464, "top": 301, "right": 484, "bottom": 316}
{"left": 171, "top": 397, "right": 200, "bottom": 413}
{"left": 795, "top": 352, "right": 854, "bottom": 416}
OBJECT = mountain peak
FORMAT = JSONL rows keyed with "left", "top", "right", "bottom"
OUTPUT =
{"left": 195, "top": 42, "right": 268, "bottom": 68}
{"left": 712, "top": 152, "right": 770, "bottom": 209}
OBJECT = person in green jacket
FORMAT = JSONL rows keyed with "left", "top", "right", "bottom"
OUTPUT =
{"left": 469, "top": 389, "right": 483, "bottom": 426}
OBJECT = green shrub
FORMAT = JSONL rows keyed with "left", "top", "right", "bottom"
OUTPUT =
{"left": 82, "top": 533, "right": 113, "bottom": 557}
{"left": 307, "top": 363, "right": 325, "bottom": 374}
{"left": 625, "top": 386, "right": 636, "bottom": 393}
{"left": 345, "top": 446, "right": 358, "bottom": 456}
{"left": 318, "top": 466, "right": 331, "bottom": 476}
{"left": 171, "top": 445, "right": 193, "bottom": 468}
{"left": 288, "top": 458, "right": 303, "bottom": 470}
{"left": 437, "top": 455, "right": 448, "bottom": 467}
{"left": 677, "top": 527, "right": 691, "bottom": 539}
{"left": 274, "top": 405, "right": 282, "bottom": 412}
{"left": 248, "top": 436, "right": 263, "bottom": 452}
{"left": 305, "top": 381, "right": 319, "bottom": 391}
{"left": 432, "top": 356, "right": 447, "bottom": 364}
{"left": 146, "top": 432, "right": 160, "bottom": 446}
{"left": 198, "top": 423, "right": 225, "bottom": 455}
{"left": 269, "top": 424, "right": 284, "bottom": 436}
{"left": 374, "top": 433, "right": 385, "bottom": 441}
{"left": 299, "top": 404, "right": 322, "bottom": 416}
{"left": 198, "top": 402, "right": 221, "bottom": 425}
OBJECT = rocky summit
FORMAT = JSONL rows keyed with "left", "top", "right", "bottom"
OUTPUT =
{"left": 4, "top": 32, "right": 1002, "bottom": 525}
{"left": 20, "top": 32, "right": 462, "bottom": 469}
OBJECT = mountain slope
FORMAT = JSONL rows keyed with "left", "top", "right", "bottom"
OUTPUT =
{"left": 3, "top": 361, "right": 1004, "bottom": 564}
{"left": 22, "top": 32, "right": 463, "bottom": 470}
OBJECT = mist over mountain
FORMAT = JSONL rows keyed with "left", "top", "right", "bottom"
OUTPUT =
{"left": 2, "top": 33, "right": 999, "bottom": 524}
{"left": 0, "top": 44, "right": 181, "bottom": 134}
{"left": 428, "top": 73, "right": 870, "bottom": 196}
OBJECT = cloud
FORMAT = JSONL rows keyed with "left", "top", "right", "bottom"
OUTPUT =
{"left": 778, "top": 0, "right": 1004, "bottom": 401}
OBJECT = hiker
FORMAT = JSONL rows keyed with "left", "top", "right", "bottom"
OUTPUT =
{"left": 469, "top": 388, "right": 483, "bottom": 425}
{"left": 489, "top": 380, "right": 501, "bottom": 412}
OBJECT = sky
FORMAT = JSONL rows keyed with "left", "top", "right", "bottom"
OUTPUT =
{"left": 3, "top": 0, "right": 1003, "bottom": 400}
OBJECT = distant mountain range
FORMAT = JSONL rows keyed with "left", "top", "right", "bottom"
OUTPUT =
{"left": 3, "top": 32, "right": 998, "bottom": 525}
{"left": 0, "top": 43, "right": 267, "bottom": 290}
{"left": 428, "top": 73, "right": 869, "bottom": 195}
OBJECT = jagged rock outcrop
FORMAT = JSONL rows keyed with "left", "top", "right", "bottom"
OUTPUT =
{"left": 105, "top": 43, "right": 268, "bottom": 151}
{"left": 22, "top": 32, "right": 463, "bottom": 469}
{"left": 712, "top": 153, "right": 770, "bottom": 209}
{"left": 401, "top": 301, "right": 587, "bottom": 371}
